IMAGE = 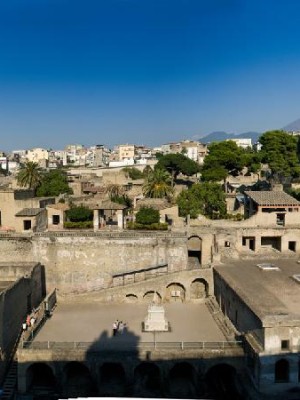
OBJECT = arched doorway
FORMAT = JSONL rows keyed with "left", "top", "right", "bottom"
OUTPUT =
{"left": 167, "top": 362, "right": 198, "bottom": 398}
{"left": 205, "top": 363, "right": 241, "bottom": 400}
{"left": 26, "top": 363, "right": 57, "bottom": 396}
{"left": 166, "top": 282, "right": 186, "bottom": 302}
{"left": 99, "top": 362, "right": 126, "bottom": 396}
{"left": 133, "top": 362, "right": 162, "bottom": 397}
{"left": 188, "top": 236, "right": 202, "bottom": 268}
{"left": 275, "top": 359, "right": 289, "bottom": 383}
{"left": 143, "top": 291, "right": 162, "bottom": 303}
{"left": 190, "top": 278, "right": 209, "bottom": 300}
{"left": 63, "top": 361, "right": 96, "bottom": 398}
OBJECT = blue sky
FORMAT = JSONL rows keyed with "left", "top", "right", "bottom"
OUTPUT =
{"left": 1, "top": 0, "right": 300, "bottom": 150}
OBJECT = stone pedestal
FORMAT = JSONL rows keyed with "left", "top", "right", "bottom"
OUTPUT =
{"left": 144, "top": 304, "right": 169, "bottom": 332}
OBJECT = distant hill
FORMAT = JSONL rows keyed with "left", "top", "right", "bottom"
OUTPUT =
{"left": 195, "top": 131, "right": 261, "bottom": 144}
{"left": 282, "top": 118, "right": 300, "bottom": 132}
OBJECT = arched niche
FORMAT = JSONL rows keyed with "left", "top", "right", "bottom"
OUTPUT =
{"left": 190, "top": 278, "right": 209, "bottom": 299}
{"left": 143, "top": 291, "right": 162, "bottom": 303}
{"left": 166, "top": 282, "right": 186, "bottom": 303}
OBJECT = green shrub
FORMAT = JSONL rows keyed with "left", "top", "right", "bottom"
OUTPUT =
{"left": 136, "top": 207, "right": 160, "bottom": 225}
{"left": 127, "top": 222, "right": 168, "bottom": 230}
{"left": 64, "top": 221, "right": 93, "bottom": 229}
{"left": 66, "top": 205, "right": 93, "bottom": 222}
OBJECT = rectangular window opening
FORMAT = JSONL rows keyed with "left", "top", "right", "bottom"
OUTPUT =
{"left": 52, "top": 215, "right": 60, "bottom": 225}
{"left": 288, "top": 241, "right": 296, "bottom": 252}
{"left": 281, "top": 340, "right": 289, "bottom": 350}
{"left": 23, "top": 220, "right": 31, "bottom": 230}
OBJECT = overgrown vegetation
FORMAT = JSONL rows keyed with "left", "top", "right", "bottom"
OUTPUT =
{"left": 122, "top": 167, "right": 144, "bottom": 180}
{"left": 156, "top": 153, "right": 201, "bottom": 180}
{"left": 66, "top": 205, "right": 93, "bottom": 222}
{"left": 176, "top": 182, "right": 227, "bottom": 219}
{"left": 36, "top": 169, "right": 73, "bottom": 197}
{"left": 127, "top": 206, "right": 168, "bottom": 230}
{"left": 64, "top": 221, "right": 93, "bottom": 229}
{"left": 136, "top": 207, "right": 160, "bottom": 225}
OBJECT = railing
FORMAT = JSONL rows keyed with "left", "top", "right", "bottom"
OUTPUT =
{"left": 34, "top": 231, "right": 187, "bottom": 238}
{"left": 20, "top": 288, "right": 57, "bottom": 345}
{"left": 21, "top": 340, "right": 243, "bottom": 351}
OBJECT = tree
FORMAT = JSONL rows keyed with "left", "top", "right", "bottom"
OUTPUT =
{"left": 259, "top": 130, "right": 300, "bottom": 180}
{"left": 201, "top": 141, "right": 245, "bottom": 182}
{"left": 66, "top": 205, "right": 93, "bottom": 222}
{"left": 122, "top": 167, "right": 144, "bottom": 180}
{"left": 36, "top": 169, "right": 73, "bottom": 197}
{"left": 155, "top": 153, "right": 201, "bottom": 182}
{"left": 16, "top": 161, "right": 43, "bottom": 190}
{"left": 136, "top": 207, "right": 160, "bottom": 225}
{"left": 143, "top": 165, "right": 153, "bottom": 177}
{"left": 142, "top": 168, "right": 173, "bottom": 198}
{"left": 111, "top": 194, "right": 133, "bottom": 208}
{"left": 105, "top": 184, "right": 124, "bottom": 200}
{"left": 176, "top": 182, "right": 227, "bottom": 219}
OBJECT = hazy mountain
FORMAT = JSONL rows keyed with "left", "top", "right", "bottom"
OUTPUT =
{"left": 282, "top": 118, "right": 300, "bottom": 132}
{"left": 195, "top": 131, "right": 261, "bottom": 144}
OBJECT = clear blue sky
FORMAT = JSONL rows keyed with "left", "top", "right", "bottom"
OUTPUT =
{"left": 1, "top": 0, "right": 300, "bottom": 150}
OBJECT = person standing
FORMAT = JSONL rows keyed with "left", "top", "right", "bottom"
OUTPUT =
{"left": 112, "top": 321, "right": 118, "bottom": 336}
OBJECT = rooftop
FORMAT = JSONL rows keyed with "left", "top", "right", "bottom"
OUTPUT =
{"left": 214, "top": 258, "right": 300, "bottom": 327}
{"left": 135, "top": 198, "right": 171, "bottom": 211}
{"left": 245, "top": 190, "right": 300, "bottom": 206}
{"left": 15, "top": 208, "right": 44, "bottom": 217}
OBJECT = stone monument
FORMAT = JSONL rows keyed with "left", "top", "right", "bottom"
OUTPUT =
{"left": 143, "top": 293, "right": 169, "bottom": 332}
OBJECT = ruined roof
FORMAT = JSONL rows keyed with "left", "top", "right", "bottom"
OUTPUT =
{"left": 89, "top": 200, "right": 127, "bottom": 210}
{"left": 245, "top": 190, "right": 300, "bottom": 206}
{"left": 15, "top": 208, "right": 44, "bottom": 217}
{"left": 47, "top": 203, "right": 70, "bottom": 211}
{"left": 135, "top": 198, "right": 171, "bottom": 211}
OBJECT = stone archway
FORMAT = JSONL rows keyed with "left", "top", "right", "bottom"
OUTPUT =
{"left": 133, "top": 362, "right": 162, "bottom": 397}
{"left": 99, "top": 362, "right": 126, "bottom": 396}
{"left": 26, "top": 362, "right": 57, "bottom": 395}
{"left": 167, "top": 362, "right": 198, "bottom": 398}
{"left": 205, "top": 363, "right": 240, "bottom": 399}
{"left": 143, "top": 291, "right": 162, "bottom": 303}
{"left": 190, "top": 278, "right": 209, "bottom": 300}
{"left": 63, "top": 361, "right": 96, "bottom": 398}
{"left": 188, "top": 236, "right": 202, "bottom": 268}
{"left": 166, "top": 282, "right": 186, "bottom": 302}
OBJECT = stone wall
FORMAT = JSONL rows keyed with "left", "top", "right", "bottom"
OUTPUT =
{"left": 0, "top": 232, "right": 188, "bottom": 294}
{"left": 213, "top": 269, "right": 263, "bottom": 344}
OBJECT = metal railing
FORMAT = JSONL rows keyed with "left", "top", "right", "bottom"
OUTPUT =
{"left": 21, "top": 340, "right": 243, "bottom": 351}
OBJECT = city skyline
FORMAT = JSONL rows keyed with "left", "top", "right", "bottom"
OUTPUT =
{"left": 1, "top": 0, "right": 300, "bottom": 150}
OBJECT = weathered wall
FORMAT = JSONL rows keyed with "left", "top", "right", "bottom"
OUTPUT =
{"left": 0, "top": 232, "right": 188, "bottom": 294}
{"left": 213, "top": 269, "right": 264, "bottom": 345}
{"left": 1, "top": 263, "right": 45, "bottom": 351}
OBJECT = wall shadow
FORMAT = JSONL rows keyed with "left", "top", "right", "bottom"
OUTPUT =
{"left": 17, "top": 317, "right": 247, "bottom": 400}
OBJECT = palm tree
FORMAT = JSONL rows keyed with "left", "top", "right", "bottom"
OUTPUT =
{"left": 143, "top": 165, "right": 153, "bottom": 177}
{"left": 105, "top": 183, "right": 125, "bottom": 200}
{"left": 16, "top": 162, "right": 43, "bottom": 189}
{"left": 142, "top": 168, "right": 173, "bottom": 198}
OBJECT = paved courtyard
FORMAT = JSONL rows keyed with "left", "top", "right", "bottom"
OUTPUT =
{"left": 34, "top": 301, "right": 226, "bottom": 344}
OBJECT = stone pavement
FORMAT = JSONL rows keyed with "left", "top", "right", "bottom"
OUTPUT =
{"left": 34, "top": 301, "right": 226, "bottom": 343}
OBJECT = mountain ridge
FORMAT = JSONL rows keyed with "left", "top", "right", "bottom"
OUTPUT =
{"left": 193, "top": 131, "right": 261, "bottom": 144}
